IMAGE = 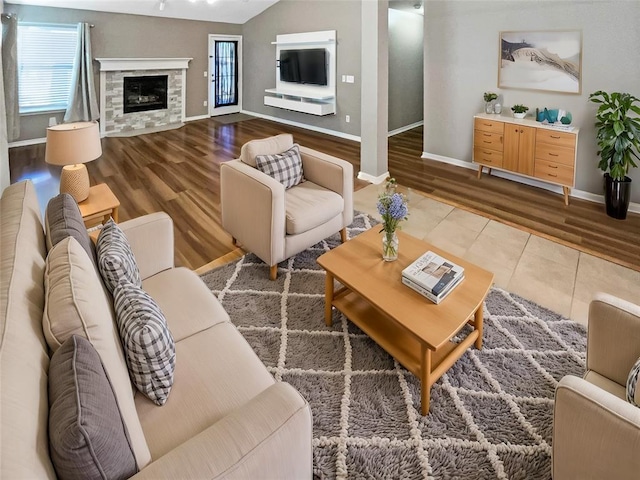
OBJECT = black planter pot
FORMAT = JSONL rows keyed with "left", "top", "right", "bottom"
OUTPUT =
{"left": 604, "top": 173, "right": 632, "bottom": 220}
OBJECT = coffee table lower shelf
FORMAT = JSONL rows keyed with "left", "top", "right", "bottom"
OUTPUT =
{"left": 332, "top": 289, "right": 480, "bottom": 415}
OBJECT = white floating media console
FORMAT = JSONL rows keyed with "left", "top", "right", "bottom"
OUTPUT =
{"left": 264, "top": 30, "right": 336, "bottom": 116}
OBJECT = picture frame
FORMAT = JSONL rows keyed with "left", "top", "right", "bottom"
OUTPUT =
{"left": 498, "top": 30, "right": 582, "bottom": 94}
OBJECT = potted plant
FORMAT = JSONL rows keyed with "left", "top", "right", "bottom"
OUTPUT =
{"left": 589, "top": 91, "right": 640, "bottom": 219}
{"left": 511, "top": 104, "right": 529, "bottom": 119}
{"left": 483, "top": 92, "right": 498, "bottom": 114}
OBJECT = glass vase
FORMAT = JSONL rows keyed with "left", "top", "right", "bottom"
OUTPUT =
{"left": 382, "top": 231, "right": 399, "bottom": 262}
{"left": 485, "top": 102, "right": 494, "bottom": 114}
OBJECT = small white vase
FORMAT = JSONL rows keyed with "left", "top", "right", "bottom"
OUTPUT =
{"left": 513, "top": 112, "right": 526, "bottom": 119}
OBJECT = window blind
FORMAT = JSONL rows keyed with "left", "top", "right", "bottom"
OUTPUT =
{"left": 17, "top": 23, "right": 78, "bottom": 113}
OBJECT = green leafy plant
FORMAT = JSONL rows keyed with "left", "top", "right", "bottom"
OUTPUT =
{"left": 589, "top": 91, "right": 640, "bottom": 180}
{"left": 483, "top": 92, "right": 498, "bottom": 102}
{"left": 511, "top": 104, "right": 529, "bottom": 114}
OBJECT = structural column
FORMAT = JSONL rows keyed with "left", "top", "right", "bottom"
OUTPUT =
{"left": 359, "top": 0, "right": 389, "bottom": 184}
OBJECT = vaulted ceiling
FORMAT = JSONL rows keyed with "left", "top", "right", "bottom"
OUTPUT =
{"left": 8, "top": 0, "right": 423, "bottom": 24}
{"left": 6, "top": 0, "right": 281, "bottom": 24}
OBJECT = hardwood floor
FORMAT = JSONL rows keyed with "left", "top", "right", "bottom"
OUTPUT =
{"left": 9, "top": 117, "right": 640, "bottom": 272}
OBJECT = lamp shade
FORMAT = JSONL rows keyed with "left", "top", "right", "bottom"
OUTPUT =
{"left": 45, "top": 121, "right": 102, "bottom": 166}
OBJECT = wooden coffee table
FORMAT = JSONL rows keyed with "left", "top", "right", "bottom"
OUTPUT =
{"left": 317, "top": 228, "right": 494, "bottom": 415}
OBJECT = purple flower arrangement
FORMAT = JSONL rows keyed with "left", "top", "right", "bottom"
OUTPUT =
{"left": 377, "top": 178, "right": 409, "bottom": 239}
{"left": 377, "top": 183, "right": 408, "bottom": 260}
{"left": 377, "top": 192, "right": 409, "bottom": 234}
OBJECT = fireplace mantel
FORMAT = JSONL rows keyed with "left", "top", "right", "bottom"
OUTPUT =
{"left": 96, "top": 58, "right": 192, "bottom": 71}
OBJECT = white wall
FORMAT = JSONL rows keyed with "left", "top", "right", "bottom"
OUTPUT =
{"left": 388, "top": 8, "right": 423, "bottom": 132}
{"left": 423, "top": 0, "right": 640, "bottom": 202}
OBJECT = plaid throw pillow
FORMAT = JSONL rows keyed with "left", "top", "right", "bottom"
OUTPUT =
{"left": 113, "top": 282, "right": 176, "bottom": 406}
{"left": 627, "top": 356, "right": 640, "bottom": 407}
{"left": 97, "top": 219, "right": 142, "bottom": 294}
{"left": 255, "top": 144, "right": 304, "bottom": 189}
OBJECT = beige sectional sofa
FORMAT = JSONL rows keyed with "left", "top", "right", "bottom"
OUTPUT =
{"left": 0, "top": 180, "right": 312, "bottom": 479}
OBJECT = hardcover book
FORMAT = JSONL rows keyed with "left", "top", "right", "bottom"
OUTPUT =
{"left": 402, "top": 251, "right": 464, "bottom": 296}
{"left": 402, "top": 274, "right": 465, "bottom": 304}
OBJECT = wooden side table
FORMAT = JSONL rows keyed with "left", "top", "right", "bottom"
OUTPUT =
{"left": 78, "top": 183, "right": 120, "bottom": 228}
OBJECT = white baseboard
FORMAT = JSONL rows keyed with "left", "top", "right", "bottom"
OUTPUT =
{"left": 422, "top": 151, "right": 640, "bottom": 214}
{"left": 241, "top": 109, "right": 361, "bottom": 142}
{"left": 184, "top": 114, "right": 209, "bottom": 122}
{"left": 357, "top": 170, "right": 390, "bottom": 184}
{"left": 8, "top": 137, "right": 46, "bottom": 148}
{"left": 388, "top": 121, "right": 423, "bottom": 137}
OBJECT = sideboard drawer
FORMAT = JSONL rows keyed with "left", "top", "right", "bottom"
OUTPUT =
{"left": 534, "top": 159, "right": 574, "bottom": 186}
{"left": 536, "top": 129, "right": 576, "bottom": 148}
{"left": 474, "top": 130, "right": 504, "bottom": 151}
{"left": 474, "top": 147, "right": 503, "bottom": 168}
{"left": 535, "top": 143, "right": 575, "bottom": 167}
{"left": 474, "top": 118, "right": 504, "bottom": 134}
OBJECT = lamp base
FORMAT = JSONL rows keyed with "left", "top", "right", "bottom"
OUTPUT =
{"left": 60, "top": 164, "right": 90, "bottom": 203}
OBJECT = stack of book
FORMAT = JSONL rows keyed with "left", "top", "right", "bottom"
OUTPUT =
{"left": 401, "top": 251, "right": 465, "bottom": 304}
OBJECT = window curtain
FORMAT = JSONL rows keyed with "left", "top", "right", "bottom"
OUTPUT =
{"left": 2, "top": 14, "right": 20, "bottom": 141}
{"left": 64, "top": 22, "right": 99, "bottom": 123}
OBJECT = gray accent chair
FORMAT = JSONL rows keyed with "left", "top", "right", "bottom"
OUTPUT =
{"left": 553, "top": 292, "right": 640, "bottom": 479}
{"left": 221, "top": 134, "right": 354, "bottom": 279}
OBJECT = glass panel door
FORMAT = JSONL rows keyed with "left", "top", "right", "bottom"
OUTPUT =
{"left": 214, "top": 40, "right": 238, "bottom": 108}
{"left": 209, "top": 35, "right": 242, "bottom": 116}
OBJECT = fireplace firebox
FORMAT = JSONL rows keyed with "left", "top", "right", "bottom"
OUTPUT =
{"left": 123, "top": 75, "right": 168, "bottom": 114}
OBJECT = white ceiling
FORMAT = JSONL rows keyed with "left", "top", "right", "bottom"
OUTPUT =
{"left": 6, "top": 0, "right": 281, "bottom": 24}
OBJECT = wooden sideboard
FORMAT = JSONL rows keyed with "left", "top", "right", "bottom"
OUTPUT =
{"left": 473, "top": 113, "right": 579, "bottom": 205}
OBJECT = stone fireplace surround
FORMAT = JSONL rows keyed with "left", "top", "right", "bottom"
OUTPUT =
{"left": 96, "top": 58, "right": 192, "bottom": 136}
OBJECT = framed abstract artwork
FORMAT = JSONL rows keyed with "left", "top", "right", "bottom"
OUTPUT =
{"left": 498, "top": 30, "right": 582, "bottom": 94}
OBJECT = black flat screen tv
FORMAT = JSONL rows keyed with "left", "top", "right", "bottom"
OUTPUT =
{"left": 279, "top": 48, "right": 328, "bottom": 86}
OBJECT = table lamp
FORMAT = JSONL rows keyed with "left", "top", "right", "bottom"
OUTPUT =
{"left": 45, "top": 121, "right": 102, "bottom": 203}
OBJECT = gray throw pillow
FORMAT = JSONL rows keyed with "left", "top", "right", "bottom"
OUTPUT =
{"left": 48, "top": 335, "right": 137, "bottom": 480}
{"left": 255, "top": 144, "right": 305, "bottom": 189}
{"left": 45, "top": 193, "right": 96, "bottom": 265}
{"left": 96, "top": 219, "right": 142, "bottom": 294}
{"left": 113, "top": 282, "right": 176, "bottom": 406}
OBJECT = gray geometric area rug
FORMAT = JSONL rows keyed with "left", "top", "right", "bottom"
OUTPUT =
{"left": 199, "top": 213, "right": 587, "bottom": 480}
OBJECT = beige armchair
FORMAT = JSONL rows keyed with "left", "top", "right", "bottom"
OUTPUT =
{"left": 220, "top": 134, "right": 353, "bottom": 279}
{"left": 553, "top": 293, "right": 640, "bottom": 480}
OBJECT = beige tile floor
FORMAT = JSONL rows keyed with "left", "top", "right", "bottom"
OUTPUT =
{"left": 354, "top": 184, "right": 640, "bottom": 326}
